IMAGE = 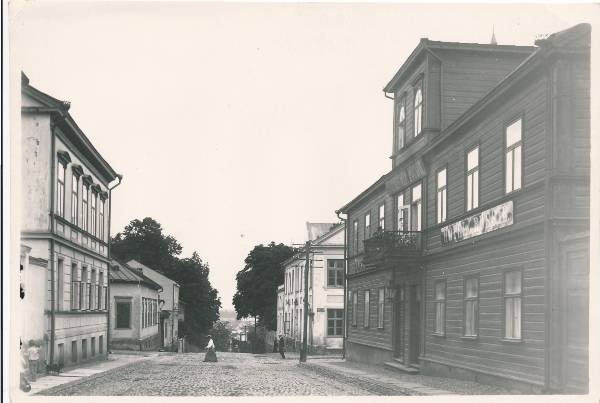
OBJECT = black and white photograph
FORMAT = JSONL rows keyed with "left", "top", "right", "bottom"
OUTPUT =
{"left": 3, "top": 1, "right": 598, "bottom": 400}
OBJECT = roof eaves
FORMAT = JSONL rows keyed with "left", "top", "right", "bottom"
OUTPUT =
{"left": 337, "top": 175, "right": 387, "bottom": 214}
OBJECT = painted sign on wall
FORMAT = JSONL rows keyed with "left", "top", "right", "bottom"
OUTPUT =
{"left": 441, "top": 201, "right": 513, "bottom": 245}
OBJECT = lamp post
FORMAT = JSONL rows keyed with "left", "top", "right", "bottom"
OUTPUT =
{"left": 300, "top": 241, "right": 310, "bottom": 363}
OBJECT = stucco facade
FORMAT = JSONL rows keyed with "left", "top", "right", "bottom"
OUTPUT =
{"left": 277, "top": 223, "right": 345, "bottom": 353}
{"left": 19, "top": 74, "right": 120, "bottom": 371}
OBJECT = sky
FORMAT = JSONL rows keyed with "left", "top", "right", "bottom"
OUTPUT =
{"left": 10, "top": 1, "right": 597, "bottom": 311}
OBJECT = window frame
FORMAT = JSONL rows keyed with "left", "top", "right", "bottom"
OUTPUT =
{"left": 81, "top": 184, "right": 89, "bottom": 231}
{"left": 115, "top": 299, "right": 132, "bottom": 329}
{"left": 504, "top": 116, "right": 524, "bottom": 195}
{"left": 71, "top": 172, "right": 79, "bottom": 225}
{"left": 463, "top": 275, "right": 479, "bottom": 338}
{"left": 465, "top": 145, "right": 480, "bottom": 212}
{"left": 364, "top": 211, "right": 371, "bottom": 240}
{"left": 502, "top": 269, "right": 523, "bottom": 341}
{"left": 90, "top": 190, "right": 97, "bottom": 236}
{"left": 411, "top": 183, "right": 422, "bottom": 231}
{"left": 327, "top": 309, "right": 344, "bottom": 337}
{"left": 436, "top": 167, "right": 447, "bottom": 224}
{"left": 413, "top": 82, "right": 423, "bottom": 137}
{"left": 98, "top": 198, "right": 105, "bottom": 241}
{"left": 378, "top": 203, "right": 385, "bottom": 230}
{"left": 70, "top": 263, "right": 80, "bottom": 311}
{"left": 327, "top": 259, "right": 344, "bottom": 288}
{"left": 352, "top": 291, "right": 358, "bottom": 327}
{"left": 433, "top": 279, "right": 446, "bottom": 336}
{"left": 353, "top": 220, "right": 359, "bottom": 253}
{"left": 395, "top": 95, "right": 406, "bottom": 151}
{"left": 363, "top": 289, "right": 370, "bottom": 328}
{"left": 56, "top": 162, "right": 66, "bottom": 217}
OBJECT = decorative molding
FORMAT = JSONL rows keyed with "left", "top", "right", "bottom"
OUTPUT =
{"left": 91, "top": 184, "right": 101, "bottom": 194}
{"left": 29, "top": 256, "right": 49, "bottom": 268}
{"left": 71, "top": 164, "right": 84, "bottom": 177}
{"left": 99, "top": 191, "right": 108, "bottom": 201}
{"left": 57, "top": 150, "right": 72, "bottom": 165}
{"left": 82, "top": 174, "right": 94, "bottom": 187}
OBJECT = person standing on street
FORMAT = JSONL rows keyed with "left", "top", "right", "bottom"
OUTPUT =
{"left": 278, "top": 335, "right": 285, "bottom": 359}
{"left": 26, "top": 340, "right": 40, "bottom": 381}
{"left": 203, "top": 335, "right": 218, "bottom": 362}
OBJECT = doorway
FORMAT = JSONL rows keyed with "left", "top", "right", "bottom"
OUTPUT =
{"left": 408, "top": 284, "right": 421, "bottom": 366}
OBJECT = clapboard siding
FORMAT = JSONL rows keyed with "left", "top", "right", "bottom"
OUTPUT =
{"left": 438, "top": 50, "right": 531, "bottom": 129}
{"left": 347, "top": 271, "right": 393, "bottom": 349}
{"left": 425, "top": 231, "right": 546, "bottom": 382}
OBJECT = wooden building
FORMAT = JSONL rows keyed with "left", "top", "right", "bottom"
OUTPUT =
{"left": 337, "top": 24, "right": 590, "bottom": 393}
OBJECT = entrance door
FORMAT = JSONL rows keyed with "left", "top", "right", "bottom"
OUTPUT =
{"left": 409, "top": 284, "right": 421, "bottom": 365}
{"left": 393, "top": 286, "right": 405, "bottom": 360}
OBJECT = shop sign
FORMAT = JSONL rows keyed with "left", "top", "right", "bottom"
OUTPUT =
{"left": 441, "top": 200, "right": 513, "bottom": 245}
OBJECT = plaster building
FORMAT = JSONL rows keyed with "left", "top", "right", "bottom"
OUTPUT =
{"left": 127, "top": 259, "right": 181, "bottom": 351}
{"left": 108, "top": 259, "right": 161, "bottom": 351}
{"left": 337, "top": 24, "right": 590, "bottom": 393}
{"left": 277, "top": 223, "right": 345, "bottom": 353}
{"left": 19, "top": 73, "right": 121, "bottom": 371}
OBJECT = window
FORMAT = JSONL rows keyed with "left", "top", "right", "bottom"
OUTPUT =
{"left": 115, "top": 300, "right": 131, "bottom": 328}
{"left": 327, "top": 259, "right": 344, "bottom": 287}
{"left": 411, "top": 183, "right": 422, "bottom": 231}
{"left": 82, "top": 339, "right": 87, "bottom": 360}
{"left": 98, "top": 272, "right": 104, "bottom": 310}
{"left": 437, "top": 168, "right": 447, "bottom": 224}
{"left": 57, "top": 259, "right": 64, "bottom": 310}
{"left": 98, "top": 199, "right": 105, "bottom": 241}
{"left": 504, "top": 271, "right": 522, "bottom": 340}
{"left": 378, "top": 288, "right": 385, "bottom": 329}
{"left": 364, "top": 212, "right": 371, "bottom": 239}
{"left": 327, "top": 309, "right": 344, "bottom": 336}
{"left": 467, "top": 147, "right": 479, "bottom": 211}
{"left": 90, "top": 192, "right": 97, "bottom": 236}
{"left": 414, "top": 85, "right": 423, "bottom": 137}
{"left": 353, "top": 220, "right": 359, "bottom": 251}
{"left": 352, "top": 291, "right": 358, "bottom": 326}
{"left": 80, "top": 267, "right": 88, "bottom": 310}
{"left": 378, "top": 204, "right": 385, "bottom": 230}
{"left": 505, "top": 119, "right": 522, "bottom": 193}
{"left": 396, "top": 98, "right": 406, "bottom": 150}
{"left": 90, "top": 269, "right": 96, "bottom": 310}
{"left": 363, "top": 290, "right": 370, "bottom": 328}
{"left": 91, "top": 337, "right": 96, "bottom": 357}
{"left": 434, "top": 280, "right": 446, "bottom": 335}
{"left": 396, "top": 194, "right": 408, "bottom": 231}
{"left": 71, "top": 341, "right": 78, "bottom": 363}
{"left": 71, "top": 173, "right": 79, "bottom": 225}
{"left": 71, "top": 263, "right": 80, "bottom": 310}
{"left": 82, "top": 185, "right": 89, "bottom": 231}
{"left": 57, "top": 162, "right": 66, "bottom": 217}
{"left": 99, "top": 335, "right": 103, "bottom": 354}
{"left": 464, "top": 277, "right": 479, "bottom": 337}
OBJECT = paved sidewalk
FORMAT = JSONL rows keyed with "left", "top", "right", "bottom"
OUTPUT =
{"left": 25, "top": 352, "right": 158, "bottom": 395}
{"left": 300, "top": 358, "right": 516, "bottom": 395}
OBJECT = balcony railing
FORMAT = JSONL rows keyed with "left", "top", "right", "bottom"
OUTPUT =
{"left": 363, "top": 229, "right": 422, "bottom": 260}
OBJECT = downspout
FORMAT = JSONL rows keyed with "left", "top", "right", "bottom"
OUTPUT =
{"left": 49, "top": 121, "right": 57, "bottom": 365}
{"left": 106, "top": 174, "right": 123, "bottom": 354}
{"left": 335, "top": 210, "right": 347, "bottom": 359}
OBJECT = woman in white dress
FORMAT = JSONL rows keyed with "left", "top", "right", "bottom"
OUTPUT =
{"left": 203, "top": 335, "right": 217, "bottom": 362}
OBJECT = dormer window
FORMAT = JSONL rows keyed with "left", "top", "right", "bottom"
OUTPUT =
{"left": 414, "top": 85, "right": 423, "bottom": 137}
{"left": 395, "top": 97, "right": 406, "bottom": 151}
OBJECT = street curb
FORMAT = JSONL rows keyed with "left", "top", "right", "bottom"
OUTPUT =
{"left": 35, "top": 357, "right": 153, "bottom": 395}
{"left": 299, "top": 361, "right": 417, "bottom": 396}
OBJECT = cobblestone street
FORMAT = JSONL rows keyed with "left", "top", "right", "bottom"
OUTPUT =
{"left": 38, "top": 353, "right": 381, "bottom": 396}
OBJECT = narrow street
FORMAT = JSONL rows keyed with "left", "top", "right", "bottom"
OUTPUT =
{"left": 38, "top": 353, "right": 379, "bottom": 396}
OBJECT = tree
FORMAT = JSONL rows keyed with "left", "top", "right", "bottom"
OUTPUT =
{"left": 111, "top": 217, "right": 221, "bottom": 346}
{"left": 209, "top": 321, "right": 232, "bottom": 352}
{"left": 233, "top": 242, "right": 296, "bottom": 330}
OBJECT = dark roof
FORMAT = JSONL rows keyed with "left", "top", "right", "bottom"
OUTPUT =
{"left": 383, "top": 39, "right": 536, "bottom": 93}
{"left": 21, "top": 73, "right": 120, "bottom": 183}
{"left": 109, "top": 258, "right": 162, "bottom": 291}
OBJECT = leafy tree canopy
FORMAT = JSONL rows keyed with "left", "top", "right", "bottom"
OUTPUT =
{"left": 111, "top": 217, "right": 221, "bottom": 346}
{"left": 232, "top": 242, "right": 296, "bottom": 330}
{"left": 209, "top": 320, "right": 233, "bottom": 352}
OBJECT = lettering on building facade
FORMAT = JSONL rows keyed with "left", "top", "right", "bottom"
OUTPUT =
{"left": 441, "top": 201, "right": 513, "bottom": 245}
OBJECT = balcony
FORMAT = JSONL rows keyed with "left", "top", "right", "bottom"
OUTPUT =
{"left": 363, "top": 229, "right": 423, "bottom": 263}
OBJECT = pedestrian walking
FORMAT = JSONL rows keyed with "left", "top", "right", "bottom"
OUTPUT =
{"left": 278, "top": 335, "right": 285, "bottom": 359}
{"left": 203, "top": 335, "right": 217, "bottom": 362}
{"left": 26, "top": 340, "right": 40, "bottom": 381}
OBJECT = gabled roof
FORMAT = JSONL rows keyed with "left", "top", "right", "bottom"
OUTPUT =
{"left": 383, "top": 39, "right": 536, "bottom": 93}
{"left": 109, "top": 258, "right": 162, "bottom": 291}
{"left": 308, "top": 222, "right": 345, "bottom": 245}
{"left": 21, "top": 73, "right": 120, "bottom": 184}
{"left": 127, "top": 259, "right": 180, "bottom": 287}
